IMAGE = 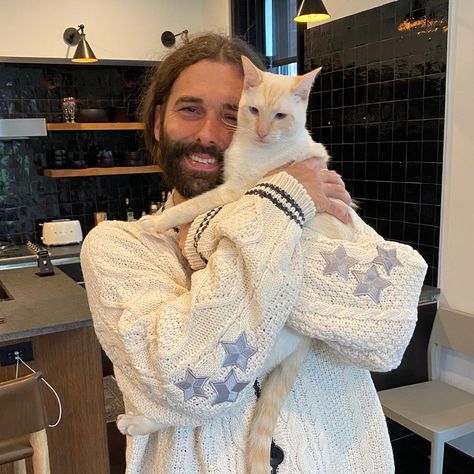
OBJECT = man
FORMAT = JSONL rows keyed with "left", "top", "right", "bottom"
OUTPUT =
{"left": 81, "top": 34, "right": 427, "bottom": 473}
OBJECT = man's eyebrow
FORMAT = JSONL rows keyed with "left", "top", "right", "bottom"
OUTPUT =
{"left": 224, "top": 104, "right": 239, "bottom": 112}
{"left": 174, "top": 96, "right": 203, "bottom": 105}
{"left": 174, "top": 97, "right": 238, "bottom": 111}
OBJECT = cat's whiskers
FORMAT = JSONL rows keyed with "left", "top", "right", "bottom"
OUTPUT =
{"left": 221, "top": 117, "right": 239, "bottom": 131}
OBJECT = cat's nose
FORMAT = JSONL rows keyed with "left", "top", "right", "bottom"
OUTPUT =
{"left": 257, "top": 124, "right": 269, "bottom": 139}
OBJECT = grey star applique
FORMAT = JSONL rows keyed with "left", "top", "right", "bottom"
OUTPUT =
{"left": 221, "top": 331, "right": 257, "bottom": 371}
{"left": 321, "top": 245, "right": 358, "bottom": 279}
{"left": 352, "top": 265, "right": 392, "bottom": 303}
{"left": 174, "top": 369, "right": 209, "bottom": 401}
{"left": 372, "top": 246, "right": 403, "bottom": 275}
{"left": 210, "top": 369, "right": 249, "bottom": 405}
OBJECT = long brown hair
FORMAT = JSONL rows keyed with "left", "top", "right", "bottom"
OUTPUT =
{"left": 140, "top": 33, "right": 266, "bottom": 165}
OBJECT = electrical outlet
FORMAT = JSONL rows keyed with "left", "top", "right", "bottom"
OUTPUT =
{"left": 0, "top": 341, "right": 34, "bottom": 366}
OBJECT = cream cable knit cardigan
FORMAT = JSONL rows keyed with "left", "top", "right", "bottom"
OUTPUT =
{"left": 81, "top": 172, "right": 427, "bottom": 474}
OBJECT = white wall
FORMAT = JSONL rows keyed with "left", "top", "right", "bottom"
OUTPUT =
{"left": 440, "top": 2, "right": 474, "bottom": 314}
{"left": 437, "top": 0, "right": 474, "bottom": 456}
{"left": 0, "top": 0, "right": 230, "bottom": 61}
{"left": 307, "top": 0, "right": 396, "bottom": 28}
{"left": 202, "top": 0, "right": 231, "bottom": 36}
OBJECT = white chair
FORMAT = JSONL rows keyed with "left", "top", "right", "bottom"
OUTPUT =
{"left": 378, "top": 307, "right": 474, "bottom": 474}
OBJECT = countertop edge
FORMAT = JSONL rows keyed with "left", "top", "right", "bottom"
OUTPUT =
{"left": 0, "top": 319, "right": 93, "bottom": 342}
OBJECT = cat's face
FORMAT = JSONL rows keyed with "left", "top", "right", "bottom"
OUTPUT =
{"left": 238, "top": 57, "right": 321, "bottom": 145}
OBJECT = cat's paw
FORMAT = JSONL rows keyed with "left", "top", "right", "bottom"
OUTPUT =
{"left": 139, "top": 215, "right": 171, "bottom": 235}
{"left": 117, "top": 413, "right": 163, "bottom": 436}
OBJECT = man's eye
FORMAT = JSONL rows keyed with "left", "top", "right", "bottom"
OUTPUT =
{"left": 181, "top": 106, "right": 198, "bottom": 113}
{"left": 223, "top": 114, "right": 237, "bottom": 123}
{"left": 275, "top": 113, "right": 287, "bottom": 120}
{"left": 249, "top": 106, "right": 259, "bottom": 116}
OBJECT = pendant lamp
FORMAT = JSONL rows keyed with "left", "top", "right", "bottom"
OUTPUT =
{"left": 294, "top": 0, "right": 331, "bottom": 23}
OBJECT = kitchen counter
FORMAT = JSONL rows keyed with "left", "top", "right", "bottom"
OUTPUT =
{"left": 0, "top": 262, "right": 109, "bottom": 473}
{"left": 0, "top": 264, "right": 91, "bottom": 341}
{"left": 0, "top": 243, "right": 81, "bottom": 270}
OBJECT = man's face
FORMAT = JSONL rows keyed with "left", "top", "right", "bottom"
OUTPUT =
{"left": 154, "top": 60, "right": 243, "bottom": 198}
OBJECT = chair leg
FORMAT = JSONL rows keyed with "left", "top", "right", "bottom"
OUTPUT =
{"left": 13, "top": 459, "right": 27, "bottom": 474}
{"left": 430, "top": 437, "right": 445, "bottom": 474}
{"left": 30, "top": 429, "right": 51, "bottom": 474}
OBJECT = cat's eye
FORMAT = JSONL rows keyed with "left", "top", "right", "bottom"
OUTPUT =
{"left": 275, "top": 113, "right": 287, "bottom": 120}
{"left": 249, "top": 106, "right": 259, "bottom": 116}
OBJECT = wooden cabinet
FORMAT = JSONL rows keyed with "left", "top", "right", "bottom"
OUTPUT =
{"left": 0, "top": 328, "right": 110, "bottom": 474}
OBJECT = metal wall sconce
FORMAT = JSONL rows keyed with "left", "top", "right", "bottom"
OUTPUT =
{"left": 294, "top": 0, "right": 331, "bottom": 23}
{"left": 161, "top": 30, "right": 189, "bottom": 48}
{"left": 63, "top": 24, "right": 98, "bottom": 63}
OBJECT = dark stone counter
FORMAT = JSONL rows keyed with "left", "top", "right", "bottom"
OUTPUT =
{"left": 0, "top": 265, "right": 91, "bottom": 342}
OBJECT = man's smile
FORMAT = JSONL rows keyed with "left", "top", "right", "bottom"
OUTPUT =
{"left": 185, "top": 153, "right": 221, "bottom": 171}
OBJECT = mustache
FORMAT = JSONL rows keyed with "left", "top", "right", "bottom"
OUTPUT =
{"left": 159, "top": 139, "right": 225, "bottom": 163}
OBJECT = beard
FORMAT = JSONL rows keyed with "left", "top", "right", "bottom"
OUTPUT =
{"left": 157, "top": 132, "right": 225, "bottom": 199}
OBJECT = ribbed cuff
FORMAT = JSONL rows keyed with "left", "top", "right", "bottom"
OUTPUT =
{"left": 183, "top": 210, "right": 218, "bottom": 271}
{"left": 252, "top": 171, "right": 316, "bottom": 225}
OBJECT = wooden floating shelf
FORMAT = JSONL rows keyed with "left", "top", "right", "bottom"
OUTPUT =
{"left": 43, "top": 165, "right": 161, "bottom": 178}
{"left": 46, "top": 122, "right": 144, "bottom": 131}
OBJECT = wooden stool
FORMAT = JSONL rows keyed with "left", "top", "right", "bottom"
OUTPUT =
{"left": 0, "top": 372, "right": 51, "bottom": 473}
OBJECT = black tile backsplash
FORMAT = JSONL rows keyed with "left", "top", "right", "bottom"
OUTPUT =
{"left": 0, "top": 63, "right": 167, "bottom": 244}
{"left": 304, "top": 0, "right": 448, "bottom": 286}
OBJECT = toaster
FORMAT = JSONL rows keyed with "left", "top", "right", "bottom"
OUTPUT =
{"left": 41, "top": 219, "right": 83, "bottom": 246}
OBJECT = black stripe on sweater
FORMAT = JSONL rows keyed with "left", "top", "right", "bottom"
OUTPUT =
{"left": 253, "top": 182, "right": 305, "bottom": 225}
{"left": 192, "top": 206, "right": 224, "bottom": 264}
{"left": 245, "top": 188, "right": 304, "bottom": 228}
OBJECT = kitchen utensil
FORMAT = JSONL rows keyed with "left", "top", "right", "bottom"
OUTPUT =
{"left": 76, "top": 108, "right": 109, "bottom": 123}
{"left": 97, "top": 150, "right": 115, "bottom": 167}
{"left": 40, "top": 219, "right": 83, "bottom": 246}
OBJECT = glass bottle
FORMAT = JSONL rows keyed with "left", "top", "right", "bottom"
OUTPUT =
{"left": 149, "top": 202, "right": 159, "bottom": 215}
{"left": 124, "top": 197, "right": 134, "bottom": 221}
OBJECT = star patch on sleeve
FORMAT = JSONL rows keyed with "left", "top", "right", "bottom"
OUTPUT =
{"left": 352, "top": 265, "right": 392, "bottom": 303}
{"left": 210, "top": 369, "right": 249, "bottom": 405}
{"left": 221, "top": 331, "right": 257, "bottom": 372}
{"left": 174, "top": 368, "right": 209, "bottom": 401}
{"left": 372, "top": 246, "right": 403, "bottom": 274}
{"left": 321, "top": 245, "right": 358, "bottom": 279}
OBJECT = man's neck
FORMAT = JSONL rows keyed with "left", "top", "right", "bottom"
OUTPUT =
{"left": 173, "top": 190, "right": 187, "bottom": 205}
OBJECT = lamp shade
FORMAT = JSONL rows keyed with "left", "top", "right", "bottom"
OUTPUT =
{"left": 294, "top": 0, "right": 331, "bottom": 23}
{"left": 72, "top": 36, "right": 98, "bottom": 63}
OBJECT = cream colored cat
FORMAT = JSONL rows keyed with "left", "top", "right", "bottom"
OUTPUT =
{"left": 118, "top": 56, "right": 355, "bottom": 474}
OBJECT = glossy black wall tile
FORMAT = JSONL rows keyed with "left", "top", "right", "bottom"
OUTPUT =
{"left": 0, "top": 63, "right": 167, "bottom": 244}
{"left": 304, "top": 0, "right": 448, "bottom": 286}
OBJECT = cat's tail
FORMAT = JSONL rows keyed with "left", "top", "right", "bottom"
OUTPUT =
{"left": 247, "top": 338, "right": 312, "bottom": 474}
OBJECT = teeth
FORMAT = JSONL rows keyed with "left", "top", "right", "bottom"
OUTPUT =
{"left": 190, "top": 154, "right": 217, "bottom": 164}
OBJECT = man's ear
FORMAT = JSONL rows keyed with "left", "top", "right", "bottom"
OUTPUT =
{"left": 154, "top": 105, "right": 161, "bottom": 141}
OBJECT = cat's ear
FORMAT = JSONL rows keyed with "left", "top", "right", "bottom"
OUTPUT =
{"left": 241, "top": 55, "right": 263, "bottom": 89}
{"left": 292, "top": 67, "right": 322, "bottom": 100}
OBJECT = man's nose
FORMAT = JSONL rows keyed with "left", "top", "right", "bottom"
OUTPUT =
{"left": 195, "top": 114, "right": 227, "bottom": 147}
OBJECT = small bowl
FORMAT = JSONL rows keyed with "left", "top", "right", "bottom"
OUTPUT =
{"left": 76, "top": 108, "right": 109, "bottom": 123}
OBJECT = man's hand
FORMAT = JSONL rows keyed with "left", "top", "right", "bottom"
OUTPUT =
{"left": 269, "top": 158, "right": 352, "bottom": 224}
